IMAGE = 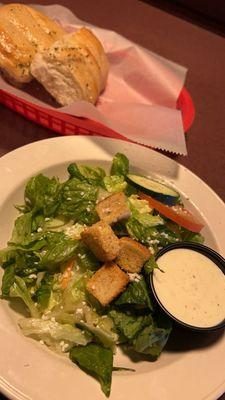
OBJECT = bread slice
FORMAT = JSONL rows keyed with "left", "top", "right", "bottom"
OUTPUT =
{"left": 0, "top": 3, "right": 65, "bottom": 83}
{"left": 30, "top": 28, "right": 108, "bottom": 106}
{"left": 74, "top": 28, "right": 109, "bottom": 91}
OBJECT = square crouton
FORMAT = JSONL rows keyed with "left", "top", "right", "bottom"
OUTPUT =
{"left": 116, "top": 237, "right": 151, "bottom": 273}
{"left": 81, "top": 220, "right": 120, "bottom": 262}
{"left": 96, "top": 192, "right": 131, "bottom": 225}
{"left": 86, "top": 262, "right": 129, "bottom": 306}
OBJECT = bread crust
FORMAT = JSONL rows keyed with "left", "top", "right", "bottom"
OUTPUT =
{"left": 31, "top": 29, "right": 109, "bottom": 106}
{"left": 0, "top": 3, "right": 65, "bottom": 83}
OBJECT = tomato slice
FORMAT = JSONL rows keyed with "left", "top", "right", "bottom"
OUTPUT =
{"left": 139, "top": 193, "right": 204, "bottom": 233}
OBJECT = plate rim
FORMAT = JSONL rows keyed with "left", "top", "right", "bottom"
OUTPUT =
{"left": 0, "top": 136, "right": 224, "bottom": 400}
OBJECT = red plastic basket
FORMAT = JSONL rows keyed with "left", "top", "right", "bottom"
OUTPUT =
{"left": 0, "top": 87, "right": 195, "bottom": 139}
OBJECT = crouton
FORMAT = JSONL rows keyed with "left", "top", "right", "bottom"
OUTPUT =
{"left": 96, "top": 192, "right": 131, "bottom": 225}
{"left": 86, "top": 262, "right": 129, "bottom": 306}
{"left": 116, "top": 237, "right": 151, "bottom": 273}
{"left": 81, "top": 221, "right": 120, "bottom": 262}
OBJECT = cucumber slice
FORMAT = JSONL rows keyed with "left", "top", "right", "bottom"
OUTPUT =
{"left": 127, "top": 174, "right": 179, "bottom": 205}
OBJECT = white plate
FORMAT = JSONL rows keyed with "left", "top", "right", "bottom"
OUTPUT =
{"left": 0, "top": 136, "right": 224, "bottom": 400}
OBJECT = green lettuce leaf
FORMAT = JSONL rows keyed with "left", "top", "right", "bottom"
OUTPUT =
{"left": 103, "top": 175, "right": 127, "bottom": 193}
{"left": 19, "top": 318, "right": 91, "bottom": 346}
{"left": 9, "top": 276, "right": 40, "bottom": 318}
{"left": 57, "top": 178, "right": 98, "bottom": 225}
{"left": 1, "top": 264, "right": 15, "bottom": 297}
{"left": 35, "top": 273, "right": 54, "bottom": 311}
{"left": 67, "top": 163, "right": 106, "bottom": 186}
{"left": 62, "top": 271, "right": 93, "bottom": 313}
{"left": 143, "top": 256, "right": 162, "bottom": 275}
{"left": 39, "top": 232, "right": 78, "bottom": 270}
{"left": 110, "top": 153, "right": 129, "bottom": 176}
{"left": 77, "top": 321, "right": 118, "bottom": 350}
{"left": 133, "top": 318, "right": 172, "bottom": 358}
{"left": 114, "top": 277, "right": 153, "bottom": 310}
{"left": 24, "top": 174, "right": 61, "bottom": 216}
{"left": 70, "top": 343, "right": 113, "bottom": 397}
{"left": 11, "top": 212, "right": 33, "bottom": 243}
{"left": 109, "top": 310, "right": 152, "bottom": 341}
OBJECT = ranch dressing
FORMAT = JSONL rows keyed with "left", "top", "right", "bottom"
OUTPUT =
{"left": 153, "top": 249, "right": 225, "bottom": 328}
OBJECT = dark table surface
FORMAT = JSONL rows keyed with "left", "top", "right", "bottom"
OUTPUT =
{"left": 0, "top": 1, "right": 224, "bottom": 399}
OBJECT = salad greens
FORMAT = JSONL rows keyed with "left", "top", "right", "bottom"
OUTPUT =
{"left": 0, "top": 153, "right": 204, "bottom": 397}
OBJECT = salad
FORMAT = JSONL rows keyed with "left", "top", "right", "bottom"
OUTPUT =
{"left": 0, "top": 153, "right": 204, "bottom": 397}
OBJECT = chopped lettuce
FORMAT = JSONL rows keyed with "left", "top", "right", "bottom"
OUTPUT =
{"left": 109, "top": 310, "right": 152, "bottom": 341}
{"left": 67, "top": 163, "right": 106, "bottom": 187}
{"left": 114, "top": 277, "right": 153, "bottom": 310}
{"left": 35, "top": 273, "right": 54, "bottom": 311}
{"left": 57, "top": 178, "right": 98, "bottom": 225}
{"left": 77, "top": 321, "right": 118, "bottom": 350}
{"left": 103, "top": 175, "right": 127, "bottom": 193}
{"left": 11, "top": 212, "right": 33, "bottom": 243}
{"left": 1, "top": 264, "right": 15, "bottom": 297}
{"left": 38, "top": 232, "right": 79, "bottom": 270}
{"left": 19, "top": 318, "right": 91, "bottom": 346}
{"left": 110, "top": 153, "right": 129, "bottom": 177}
{"left": 9, "top": 276, "right": 40, "bottom": 318}
{"left": 24, "top": 174, "right": 61, "bottom": 216}
{"left": 133, "top": 323, "right": 171, "bottom": 358}
{"left": 129, "top": 195, "right": 152, "bottom": 214}
{"left": 70, "top": 343, "right": 113, "bottom": 397}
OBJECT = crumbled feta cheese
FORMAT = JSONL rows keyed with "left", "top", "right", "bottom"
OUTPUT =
{"left": 41, "top": 314, "right": 49, "bottom": 320}
{"left": 86, "top": 207, "right": 91, "bottom": 212}
{"left": 64, "top": 223, "right": 86, "bottom": 239}
{"left": 128, "top": 273, "right": 141, "bottom": 282}
{"left": 45, "top": 217, "right": 50, "bottom": 221}
{"left": 149, "top": 246, "right": 155, "bottom": 254}
{"left": 148, "top": 239, "right": 160, "bottom": 245}
{"left": 50, "top": 317, "right": 56, "bottom": 322}
{"left": 28, "top": 274, "right": 37, "bottom": 279}
{"left": 67, "top": 197, "right": 72, "bottom": 201}
{"left": 37, "top": 227, "right": 43, "bottom": 233}
{"left": 75, "top": 308, "right": 83, "bottom": 315}
{"left": 39, "top": 340, "right": 44, "bottom": 345}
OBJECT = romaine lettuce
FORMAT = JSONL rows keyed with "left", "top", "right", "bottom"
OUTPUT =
{"left": 70, "top": 343, "right": 113, "bottom": 397}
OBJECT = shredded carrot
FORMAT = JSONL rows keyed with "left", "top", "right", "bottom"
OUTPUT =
{"left": 60, "top": 259, "right": 74, "bottom": 289}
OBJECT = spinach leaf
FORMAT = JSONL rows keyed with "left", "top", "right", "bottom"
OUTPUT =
{"left": 67, "top": 163, "right": 105, "bottom": 187}
{"left": 109, "top": 310, "right": 152, "bottom": 341}
{"left": 110, "top": 153, "right": 129, "bottom": 176}
{"left": 1, "top": 264, "right": 15, "bottom": 297}
{"left": 114, "top": 277, "right": 153, "bottom": 310}
{"left": 70, "top": 343, "right": 113, "bottom": 397}
{"left": 57, "top": 178, "right": 98, "bottom": 225}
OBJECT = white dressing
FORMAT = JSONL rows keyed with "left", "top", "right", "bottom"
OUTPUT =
{"left": 153, "top": 249, "right": 225, "bottom": 328}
